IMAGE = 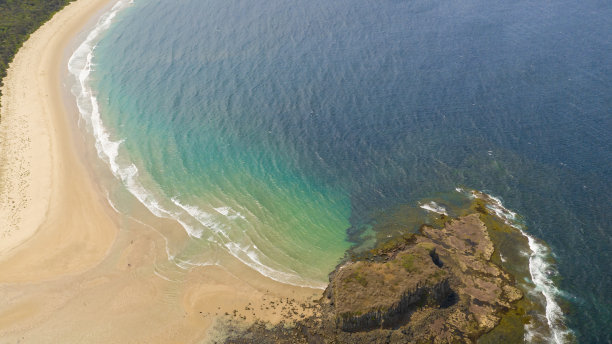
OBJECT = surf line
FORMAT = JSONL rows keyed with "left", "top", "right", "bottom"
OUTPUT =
{"left": 66, "top": 0, "right": 325, "bottom": 290}
{"left": 455, "top": 188, "right": 573, "bottom": 344}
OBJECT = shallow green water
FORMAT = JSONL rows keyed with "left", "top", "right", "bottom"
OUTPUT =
{"left": 69, "top": 0, "right": 612, "bottom": 341}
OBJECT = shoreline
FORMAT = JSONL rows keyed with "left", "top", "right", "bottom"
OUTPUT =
{"left": 0, "top": 1, "right": 320, "bottom": 341}
{"left": 63, "top": 0, "right": 335, "bottom": 288}
{"left": 0, "top": 0, "right": 571, "bottom": 341}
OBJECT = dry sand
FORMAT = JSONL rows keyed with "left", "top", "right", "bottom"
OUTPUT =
{"left": 0, "top": 0, "right": 320, "bottom": 342}
{"left": 0, "top": 0, "right": 119, "bottom": 280}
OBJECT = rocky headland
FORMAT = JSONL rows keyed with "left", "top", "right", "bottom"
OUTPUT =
{"left": 222, "top": 204, "right": 530, "bottom": 343}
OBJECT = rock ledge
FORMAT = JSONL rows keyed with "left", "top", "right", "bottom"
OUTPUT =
{"left": 224, "top": 213, "right": 525, "bottom": 344}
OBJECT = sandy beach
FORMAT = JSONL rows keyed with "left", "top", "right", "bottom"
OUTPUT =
{"left": 0, "top": 0, "right": 119, "bottom": 281}
{"left": 0, "top": 0, "right": 319, "bottom": 342}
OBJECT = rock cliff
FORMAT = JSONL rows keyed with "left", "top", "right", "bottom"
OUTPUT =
{"left": 316, "top": 213, "right": 523, "bottom": 342}
{"left": 224, "top": 213, "right": 525, "bottom": 344}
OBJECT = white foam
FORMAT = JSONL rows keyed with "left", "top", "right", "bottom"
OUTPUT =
{"left": 173, "top": 198, "right": 326, "bottom": 289}
{"left": 484, "top": 193, "right": 518, "bottom": 222}
{"left": 214, "top": 206, "right": 230, "bottom": 216}
{"left": 68, "top": 0, "right": 218, "bottom": 253}
{"left": 67, "top": 0, "right": 332, "bottom": 291}
{"left": 225, "top": 241, "right": 327, "bottom": 289}
{"left": 419, "top": 201, "right": 448, "bottom": 215}
{"left": 104, "top": 191, "right": 121, "bottom": 214}
{"left": 214, "top": 206, "right": 247, "bottom": 220}
{"left": 153, "top": 269, "right": 176, "bottom": 282}
{"left": 524, "top": 234, "right": 573, "bottom": 344}
{"left": 467, "top": 189, "right": 572, "bottom": 343}
{"left": 176, "top": 218, "right": 205, "bottom": 239}
{"left": 172, "top": 257, "right": 216, "bottom": 270}
{"left": 172, "top": 198, "right": 229, "bottom": 239}
{"left": 68, "top": 0, "right": 180, "bottom": 223}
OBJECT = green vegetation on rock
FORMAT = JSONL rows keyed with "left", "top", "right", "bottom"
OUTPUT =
{"left": 398, "top": 253, "right": 417, "bottom": 272}
{"left": 220, "top": 191, "right": 545, "bottom": 343}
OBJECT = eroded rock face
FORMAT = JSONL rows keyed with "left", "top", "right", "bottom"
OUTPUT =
{"left": 329, "top": 244, "right": 451, "bottom": 332}
{"left": 223, "top": 214, "right": 524, "bottom": 344}
{"left": 323, "top": 214, "right": 522, "bottom": 342}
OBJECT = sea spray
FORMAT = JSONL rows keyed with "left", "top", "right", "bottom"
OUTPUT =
{"left": 456, "top": 188, "right": 573, "bottom": 343}
{"left": 418, "top": 201, "right": 448, "bottom": 216}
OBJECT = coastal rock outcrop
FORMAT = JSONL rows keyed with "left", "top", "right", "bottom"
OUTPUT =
{"left": 224, "top": 213, "right": 525, "bottom": 344}
{"left": 321, "top": 213, "right": 522, "bottom": 342}
{"left": 327, "top": 241, "right": 452, "bottom": 332}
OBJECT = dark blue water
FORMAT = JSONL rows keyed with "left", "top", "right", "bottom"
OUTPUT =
{"left": 89, "top": 0, "right": 612, "bottom": 341}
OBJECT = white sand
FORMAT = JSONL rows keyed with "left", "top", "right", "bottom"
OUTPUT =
{"left": 0, "top": 0, "right": 118, "bottom": 279}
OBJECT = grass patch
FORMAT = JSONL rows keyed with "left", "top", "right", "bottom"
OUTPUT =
{"left": 346, "top": 266, "right": 369, "bottom": 287}
{"left": 398, "top": 253, "right": 418, "bottom": 272}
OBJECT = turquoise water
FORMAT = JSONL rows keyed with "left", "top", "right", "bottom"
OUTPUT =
{"left": 74, "top": 0, "right": 611, "bottom": 341}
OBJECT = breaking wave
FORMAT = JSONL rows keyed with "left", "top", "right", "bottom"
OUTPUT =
{"left": 419, "top": 201, "right": 449, "bottom": 216}
{"left": 456, "top": 188, "right": 573, "bottom": 343}
{"left": 67, "top": 0, "right": 324, "bottom": 290}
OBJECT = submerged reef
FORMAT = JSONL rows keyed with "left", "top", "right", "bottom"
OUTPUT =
{"left": 223, "top": 197, "right": 540, "bottom": 343}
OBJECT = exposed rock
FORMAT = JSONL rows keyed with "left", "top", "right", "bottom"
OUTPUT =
{"left": 329, "top": 245, "right": 451, "bottom": 332}
{"left": 322, "top": 213, "right": 522, "bottom": 342}
{"left": 224, "top": 213, "right": 524, "bottom": 344}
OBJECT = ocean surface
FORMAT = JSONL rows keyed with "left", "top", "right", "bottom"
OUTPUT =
{"left": 69, "top": 0, "right": 611, "bottom": 342}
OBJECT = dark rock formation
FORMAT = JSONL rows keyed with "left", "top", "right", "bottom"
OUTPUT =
{"left": 224, "top": 213, "right": 524, "bottom": 344}
{"left": 328, "top": 242, "right": 452, "bottom": 332}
